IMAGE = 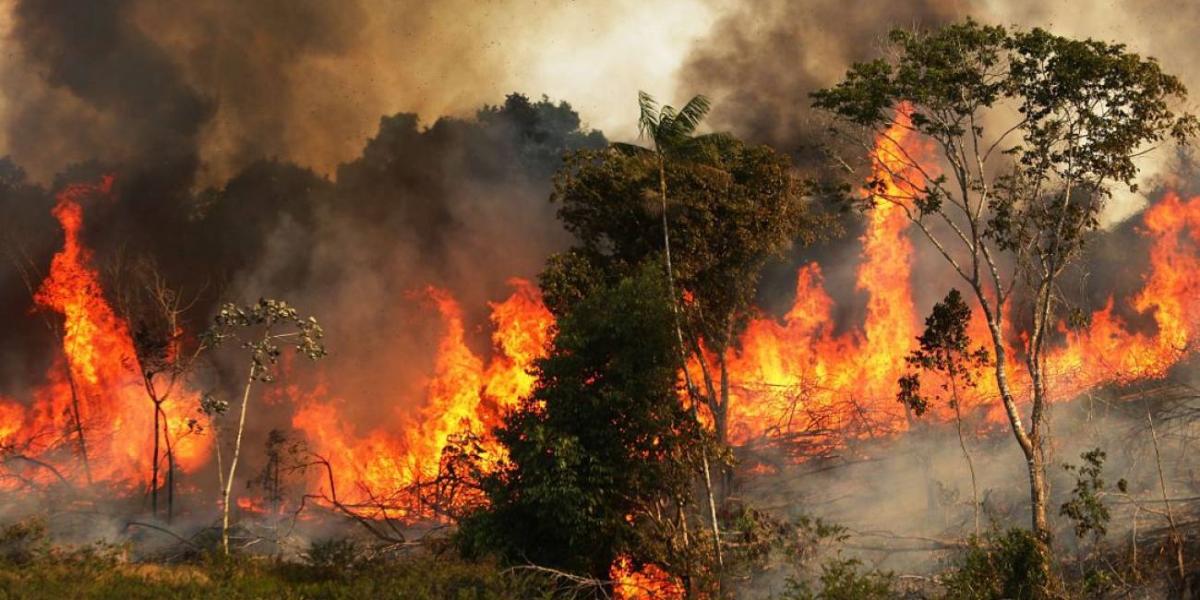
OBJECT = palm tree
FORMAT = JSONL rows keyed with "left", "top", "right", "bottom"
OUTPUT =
{"left": 614, "top": 92, "right": 727, "bottom": 288}
{"left": 614, "top": 91, "right": 727, "bottom": 568}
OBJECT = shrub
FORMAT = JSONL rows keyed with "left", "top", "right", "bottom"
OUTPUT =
{"left": 940, "top": 528, "right": 1051, "bottom": 600}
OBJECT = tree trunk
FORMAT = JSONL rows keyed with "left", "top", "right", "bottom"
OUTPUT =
{"left": 160, "top": 405, "right": 176, "bottom": 524}
{"left": 657, "top": 157, "right": 723, "bottom": 571}
{"left": 222, "top": 367, "right": 256, "bottom": 555}
{"left": 64, "top": 366, "right": 92, "bottom": 485}
{"left": 1027, "top": 446, "right": 1049, "bottom": 540}
{"left": 951, "top": 392, "right": 981, "bottom": 537}
{"left": 979, "top": 291, "right": 1053, "bottom": 583}
{"left": 716, "top": 355, "right": 733, "bottom": 498}
{"left": 151, "top": 400, "right": 161, "bottom": 516}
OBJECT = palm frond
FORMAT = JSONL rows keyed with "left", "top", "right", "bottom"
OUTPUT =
{"left": 673, "top": 95, "right": 713, "bottom": 138}
{"left": 656, "top": 104, "right": 680, "bottom": 148}
{"left": 664, "top": 132, "right": 734, "bottom": 167}
{"left": 636, "top": 91, "right": 660, "bottom": 141}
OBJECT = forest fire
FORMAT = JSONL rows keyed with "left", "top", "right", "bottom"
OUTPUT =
{"left": 1, "top": 115, "right": 1197, "bottom": 517}
{"left": 3, "top": 2, "right": 1200, "bottom": 596}
{"left": 610, "top": 556, "right": 685, "bottom": 600}
{"left": 289, "top": 278, "right": 554, "bottom": 513}
{"left": 0, "top": 178, "right": 209, "bottom": 492}
{"left": 721, "top": 115, "right": 1200, "bottom": 450}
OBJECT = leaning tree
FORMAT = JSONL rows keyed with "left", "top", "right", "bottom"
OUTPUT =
{"left": 812, "top": 19, "right": 1196, "bottom": 565}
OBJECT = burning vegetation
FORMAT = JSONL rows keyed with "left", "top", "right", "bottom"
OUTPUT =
{"left": 0, "top": 9, "right": 1199, "bottom": 600}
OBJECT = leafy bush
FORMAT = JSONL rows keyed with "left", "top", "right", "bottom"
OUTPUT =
{"left": 779, "top": 558, "right": 896, "bottom": 600}
{"left": 940, "top": 528, "right": 1051, "bottom": 600}
{"left": 0, "top": 516, "right": 47, "bottom": 564}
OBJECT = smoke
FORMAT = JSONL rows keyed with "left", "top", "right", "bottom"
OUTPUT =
{"left": 3, "top": 0, "right": 212, "bottom": 177}
{"left": 732, "top": 372, "right": 1200, "bottom": 593}
{"left": 0, "top": 1, "right": 1196, "bottom": 587}
{"left": 679, "top": 0, "right": 965, "bottom": 168}
{"left": 678, "top": 0, "right": 1200, "bottom": 221}
{"left": 0, "top": 0, "right": 719, "bottom": 188}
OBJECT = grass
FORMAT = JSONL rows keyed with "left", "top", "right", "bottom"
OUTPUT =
{"left": 0, "top": 550, "right": 555, "bottom": 600}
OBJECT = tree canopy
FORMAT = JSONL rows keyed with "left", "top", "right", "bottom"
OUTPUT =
{"left": 458, "top": 267, "right": 707, "bottom": 581}
{"left": 813, "top": 18, "right": 1196, "bottom": 557}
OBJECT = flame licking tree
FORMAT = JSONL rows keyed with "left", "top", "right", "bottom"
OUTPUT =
{"left": 813, "top": 19, "right": 1197, "bottom": 581}
{"left": 0, "top": 177, "right": 211, "bottom": 496}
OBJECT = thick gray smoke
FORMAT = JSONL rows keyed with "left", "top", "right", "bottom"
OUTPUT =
{"left": 679, "top": 0, "right": 1200, "bottom": 223}
{"left": 0, "top": 0, "right": 713, "bottom": 187}
{"left": 680, "top": 0, "right": 965, "bottom": 169}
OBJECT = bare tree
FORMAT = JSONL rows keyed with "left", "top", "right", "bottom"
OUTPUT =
{"left": 110, "top": 256, "right": 207, "bottom": 522}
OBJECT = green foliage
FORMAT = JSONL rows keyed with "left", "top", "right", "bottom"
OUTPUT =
{"left": 1059, "top": 448, "right": 1118, "bottom": 541}
{"left": 206, "top": 298, "right": 326, "bottom": 382}
{"left": 477, "top": 93, "right": 608, "bottom": 171}
{"left": 613, "top": 91, "right": 727, "bottom": 162}
{"left": 897, "top": 289, "right": 990, "bottom": 416}
{"left": 304, "top": 537, "right": 365, "bottom": 577}
{"left": 814, "top": 18, "right": 1197, "bottom": 294}
{"left": 816, "top": 18, "right": 1196, "bottom": 551}
{"left": 780, "top": 558, "right": 897, "bottom": 600}
{"left": 0, "top": 516, "right": 47, "bottom": 565}
{"left": 550, "top": 131, "right": 823, "bottom": 349}
{"left": 717, "top": 505, "right": 850, "bottom": 585}
{"left": 940, "top": 528, "right": 1052, "bottom": 600}
{"left": 458, "top": 266, "right": 707, "bottom": 579}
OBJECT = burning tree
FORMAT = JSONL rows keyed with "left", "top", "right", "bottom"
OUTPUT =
{"left": 459, "top": 267, "right": 712, "bottom": 594}
{"left": 545, "top": 92, "right": 830, "bottom": 467}
{"left": 110, "top": 258, "right": 208, "bottom": 523}
{"left": 812, "top": 18, "right": 1197, "bottom": 572}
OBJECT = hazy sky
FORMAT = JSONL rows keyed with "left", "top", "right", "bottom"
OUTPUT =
{"left": 0, "top": 0, "right": 1196, "bottom": 215}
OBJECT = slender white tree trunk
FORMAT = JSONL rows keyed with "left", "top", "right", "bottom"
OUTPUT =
{"left": 222, "top": 368, "right": 256, "bottom": 555}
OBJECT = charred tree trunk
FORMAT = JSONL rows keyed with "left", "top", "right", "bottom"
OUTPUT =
{"left": 151, "top": 400, "right": 161, "bottom": 517}
{"left": 63, "top": 365, "right": 92, "bottom": 485}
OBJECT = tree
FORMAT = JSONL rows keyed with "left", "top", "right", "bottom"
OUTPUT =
{"left": 204, "top": 298, "right": 326, "bottom": 555}
{"left": 110, "top": 257, "right": 207, "bottom": 523}
{"left": 545, "top": 95, "right": 830, "bottom": 581}
{"left": 813, "top": 19, "right": 1196, "bottom": 565}
{"left": 547, "top": 92, "right": 829, "bottom": 464}
{"left": 458, "top": 267, "right": 711, "bottom": 593}
{"left": 897, "top": 289, "right": 990, "bottom": 535}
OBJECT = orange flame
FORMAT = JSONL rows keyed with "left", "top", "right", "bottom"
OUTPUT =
{"left": 289, "top": 109, "right": 1200, "bottom": 516}
{"left": 1, "top": 177, "right": 209, "bottom": 491}
{"left": 721, "top": 110, "right": 935, "bottom": 446}
{"left": 1050, "top": 191, "right": 1200, "bottom": 389}
{"left": 4, "top": 124, "right": 1197, "bottom": 527}
{"left": 609, "top": 556, "right": 684, "bottom": 600}
{"left": 291, "top": 278, "right": 553, "bottom": 512}
{"left": 723, "top": 112, "right": 1200, "bottom": 450}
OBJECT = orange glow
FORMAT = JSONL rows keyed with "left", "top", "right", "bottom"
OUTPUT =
{"left": 1050, "top": 191, "right": 1200, "bottom": 390}
{"left": 291, "top": 279, "right": 554, "bottom": 514}
{"left": 3, "top": 123, "right": 1197, "bottom": 524}
{"left": 610, "top": 556, "right": 684, "bottom": 600}
{"left": 715, "top": 109, "right": 1199, "bottom": 451}
{"left": 719, "top": 109, "right": 935, "bottom": 446}
{"left": 0, "top": 177, "right": 209, "bottom": 492}
{"left": 276, "top": 110, "right": 1200, "bottom": 515}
